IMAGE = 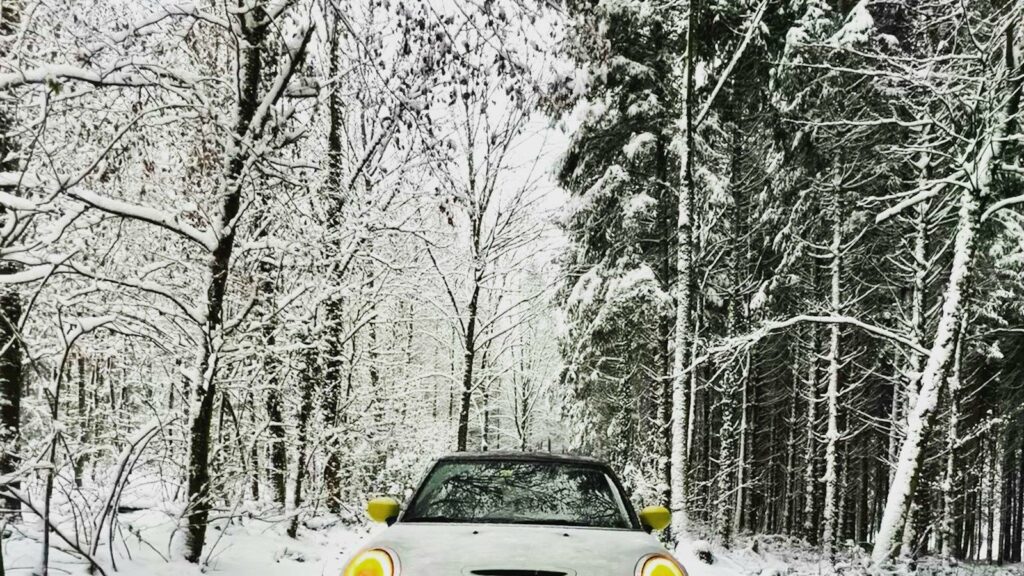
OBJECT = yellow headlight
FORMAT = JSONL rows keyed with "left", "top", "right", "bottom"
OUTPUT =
{"left": 343, "top": 548, "right": 399, "bottom": 576}
{"left": 637, "top": 553, "right": 687, "bottom": 576}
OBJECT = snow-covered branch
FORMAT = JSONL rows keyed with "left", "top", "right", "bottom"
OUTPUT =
{"left": 66, "top": 189, "right": 217, "bottom": 251}
{"left": 0, "top": 62, "right": 198, "bottom": 91}
{"left": 687, "top": 314, "right": 929, "bottom": 377}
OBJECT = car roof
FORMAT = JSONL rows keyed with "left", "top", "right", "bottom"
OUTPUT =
{"left": 436, "top": 450, "right": 607, "bottom": 466}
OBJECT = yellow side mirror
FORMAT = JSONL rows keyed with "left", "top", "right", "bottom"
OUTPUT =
{"left": 639, "top": 505, "right": 671, "bottom": 532}
{"left": 366, "top": 497, "right": 400, "bottom": 525}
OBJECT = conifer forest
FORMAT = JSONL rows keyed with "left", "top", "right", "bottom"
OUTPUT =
{"left": 1, "top": 0, "right": 1024, "bottom": 574}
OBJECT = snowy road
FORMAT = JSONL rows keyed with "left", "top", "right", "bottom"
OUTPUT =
{"left": 3, "top": 509, "right": 1015, "bottom": 576}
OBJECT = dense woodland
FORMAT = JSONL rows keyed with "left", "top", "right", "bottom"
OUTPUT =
{"left": 1, "top": 0, "right": 1024, "bottom": 574}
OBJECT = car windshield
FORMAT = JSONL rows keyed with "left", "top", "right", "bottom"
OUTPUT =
{"left": 402, "top": 459, "right": 636, "bottom": 529}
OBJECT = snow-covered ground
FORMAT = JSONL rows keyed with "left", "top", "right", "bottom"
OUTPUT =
{"left": 674, "top": 535, "right": 1024, "bottom": 576}
{"left": 2, "top": 508, "right": 369, "bottom": 576}
{"left": 4, "top": 510, "right": 1023, "bottom": 576}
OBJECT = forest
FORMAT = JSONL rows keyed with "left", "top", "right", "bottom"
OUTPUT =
{"left": 1, "top": 0, "right": 1023, "bottom": 574}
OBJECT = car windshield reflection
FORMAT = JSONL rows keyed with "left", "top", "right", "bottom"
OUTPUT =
{"left": 402, "top": 459, "right": 635, "bottom": 529}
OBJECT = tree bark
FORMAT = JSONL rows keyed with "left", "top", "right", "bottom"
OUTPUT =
{"left": 803, "top": 326, "right": 819, "bottom": 544}
{"left": 456, "top": 281, "right": 480, "bottom": 452}
{"left": 870, "top": 165, "right": 980, "bottom": 568}
{"left": 655, "top": 132, "right": 673, "bottom": 515}
{"left": 939, "top": 322, "right": 962, "bottom": 563}
{"left": 783, "top": 350, "right": 799, "bottom": 535}
{"left": 715, "top": 127, "right": 746, "bottom": 547}
{"left": 321, "top": 6, "right": 347, "bottom": 513}
{"left": 184, "top": 5, "right": 275, "bottom": 561}
{"left": 670, "top": 0, "right": 698, "bottom": 534}
{"left": 1013, "top": 442, "right": 1024, "bottom": 563}
{"left": 288, "top": 348, "right": 316, "bottom": 538}
{"left": 74, "top": 356, "right": 90, "bottom": 489}
{"left": 260, "top": 254, "right": 288, "bottom": 507}
{"left": 482, "top": 383, "right": 491, "bottom": 451}
{"left": 368, "top": 302, "right": 386, "bottom": 487}
{"left": 899, "top": 160, "right": 933, "bottom": 566}
{"left": 822, "top": 191, "right": 843, "bottom": 562}
{"left": 733, "top": 355, "right": 749, "bottom": 537}
{"left": 0, "top": 0, "right": 24, "bottom": 518}
{"left": 0, "top": 283, "right": 21, "bottom": 516}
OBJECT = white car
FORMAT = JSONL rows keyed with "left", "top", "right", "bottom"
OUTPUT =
{"left": 342, "top": 452, "right": 687, "bottom": 576}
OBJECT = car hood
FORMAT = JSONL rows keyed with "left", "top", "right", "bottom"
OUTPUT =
{"left": 363, "top": 522, "right": 672, "bottom": 575}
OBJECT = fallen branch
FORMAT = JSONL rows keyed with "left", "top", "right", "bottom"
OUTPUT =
{"left": 0, "top": 486, "right": 109, "bottom": 576}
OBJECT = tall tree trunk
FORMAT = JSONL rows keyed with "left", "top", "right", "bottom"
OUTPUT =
{"left": 717, "top": 365, "right": 738, "bottom": 546}
{"left": 449, "top": 328, "right": 456, "bottom": 425}
{"left": 803, "top": 327, "right": 819, "bottom": 544}
{"left": 686, "top": 290, "right": 702, "bottom": 514}
{"left": 940, "top": 321, "right": 962, "bottom": 563}
{"left": 1000, "top": 477, "right": 1008, "bottom": 564}
{"left": 870, "top": 163, "right": 980, "bottom": 567}
{"left": 733, "top": 355, "right": 749, "bottom": 537}
{"left": 482, "top": 382, "right": 490, "bottom": 451}
{"left": 0, "top": 283, "right": 22, "bottom": 517}
{"left": 513, "top": 331, "right": 530, "bottom": 451}
{"left": 783, "top": 351, "right": 800, "bottom": 535}
{"left": 888, "top": 376, "right": 899, "bottom": 486}
{"left": 899, "top": 163, "right": 933, "bottom": 566}
{"left": 42, "top": 349, "right": 75, "bottom": 575}
{"left": 963, "top": 478, "right": 975, "bottom": 559}
{"left": 260, "top": 255, "right": 288, "bottom": 507}
{"left": 248, "top": 391, "right": 261, "bottom": 500}
{"left": 329, "top": 335, "right": 357, "bottom": 509}
{"left": 655, "top": 133, "right": 673, "bottom": 515}
{"left": 368, "top": 300, "right": 385, "bottom": 488}
{"left": 456, "top": 281, "right": 480, "bottom": 451}
{"left": 74, "top": 356, "right": 90, "bottom": 489}
{"left": 822, "top": 191, "right": 843, "bottom": 562}
{"left": 479, "top": 344, "right": 491, "bottom": 451}
{"left": 288, "top": 347, "right": 316, "bottom": 539}
{"left": 987, "top": 443, "right": 997, "bottom": 563}
{"left": 670, "top": 0, "right": 698, "bottom": 534}
{"left": 701, "top": 372, "right": 712, "bottom": 521}
{"left": 838, "top": 449, "right": 849, "bottom": 543}
{"left": 906, "top": 199, "right": 928, "bottom": 408}
{"left": 320, "top": 4, "right": 346, "bottom": 514}
{"left": 715, "top": 127, "right": 744, "bottom": 547}
{"left": 1013, "top": 442, "right": 1024, "bottom": 563}
{"left": 184, "top": 5, "right": 275, "bottom": 561}
{"left": 856, "top": 451, "right": 868, "bottom": 543}
{"left": 0, "top": 0, "right": 24, "bottom": 518}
